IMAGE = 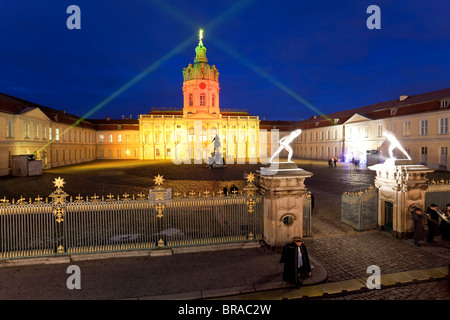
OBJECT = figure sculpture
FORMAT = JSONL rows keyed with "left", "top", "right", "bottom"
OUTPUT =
{"left": 383, "top": 129, "right": 411, "bottom": 160}
{"left": 269, "top": 129, "right": 302, "bottom": 163}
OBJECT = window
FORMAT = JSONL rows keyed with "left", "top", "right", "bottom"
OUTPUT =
{"left": 421, "top": 147, "right": 427, "bottom": 155}
{"left": 99, "top": 134, "right": 104, "bottom": 143}
{"left": 43, "top": 125, "right": 47, "bottom": 140}
{"left": 118, "top": 134, "right": 122, "bottom": 143}
{"left": 6, "top": 120, "right": 13, "bottom": 138}
{"left": 441, "top": 100, "right": 449, "bottom": 108}
{"left": 403, "top": 121, "right": 411, "bottom": 136}
{"left": 377, "top": 125, "right": 383, "bottom": 137}
{"left": 420, "top": 120, "right": 428, "bottom": 135}
{"left": 108, "top": 134, "right": 113, "bottom": 143}
{"left": 189, "top": 94, "right": 193, "bottom": 106}
{"left": 117, "top": 149, "right": 121, "bottom": 158}
{"left": 55, "top": 128, "right": 60, "bottom": 141}
{"left": 334, "top": 130, "right": 337, "bottom": 140}
{"left": 364, "top": 126, "right": 369, "bottom": 138}
{"left": 34, "top": 124, "right": 39, "bottom": 139}
{"left": 200, "top": 93, "right": 206, "bottom": 106}
{"left": 108, "top": 149, "right": 112, "bottom": 157}
{"left": 439, "top": 118, "right": 448, "bottom": 135}
{"left": 68, "top": 131, "right": 72, "bottom": 142}
{"left": 126, "top": 134, "right": 130, "bottom": 143}
{"left": 24, "top": 122, "right": 30, "bottom": 139}
{"left": 211, "top": 94, "right": 215, "bottom": 107}
{"left": 49, "top": 127, "right": 53, "bottom": 140}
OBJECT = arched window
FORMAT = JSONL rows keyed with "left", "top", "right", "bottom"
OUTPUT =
{"left": 189, "top": 94, "right": 193, "bottom": 106}
{"left": 200, "top": 93, "right": 206, "bottom": 106}
{"left": 211, "top": 94, "right": 215, "bottom": 107}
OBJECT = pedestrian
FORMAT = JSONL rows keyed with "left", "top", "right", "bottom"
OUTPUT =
{"left": 426, "top": 204, "right": 440, "bottom": 243}
{"left": 223, "top": 186, "right": 228, "bottom": 196}
{"left": 333, "top": 157, "right": 337, "bottom": 167}
{"left": 280, "top": 237, "right": 312, "bottom": 289}
{"left": 328, "top": 159, "right": 333, "bottom": 167}
{"left": 440, "top": 204, "right": 450, "bottom": 241}
{"left": 411, "top": 207, "right": 426, "bottom": 246}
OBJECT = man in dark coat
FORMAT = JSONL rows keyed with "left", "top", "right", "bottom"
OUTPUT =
{"left": 280, "top": 237, "right": 312, "bottom": 288}
{"left": 426, "top": 204, "right": 440, "bottom": 243}
{"left": 411, "top": 207, "right": 426, "bottom": 246}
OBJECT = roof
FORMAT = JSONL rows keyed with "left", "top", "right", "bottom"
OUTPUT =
{"left": 298, "top": 87, "right": 450, "bottom": 129}
{"left": 0, "top": 92, "right": 96, "bottom": 129}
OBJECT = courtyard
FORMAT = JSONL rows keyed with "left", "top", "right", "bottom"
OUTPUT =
{"left": 1, "top": 159, "right": 449, "bottom": 300}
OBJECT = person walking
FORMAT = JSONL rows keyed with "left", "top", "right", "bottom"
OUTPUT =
{"left": 411, "top": 207, "right": 426, "bottom": 246}
{"left": 426, "top": 204, "right": 440, "bottom": 243}
{"left": 279, "top": 237, "right": 312, "bottom": 289}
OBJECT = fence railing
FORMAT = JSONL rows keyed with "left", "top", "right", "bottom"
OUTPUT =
{"left": 341, "top": 186, "right": 377, "bottom": 231}
{"left": 425, "top": 179, "right": 450, "bottom": 209}
{"left": 0, "top": 174, "right": 263, "bottom": 260}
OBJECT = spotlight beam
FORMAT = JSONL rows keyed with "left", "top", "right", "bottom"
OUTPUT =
{"left": 148, "top": 0, "right": 332, "bottom": 123}
{"left": 36, "top": 0, "right": 256, "bottom": 155}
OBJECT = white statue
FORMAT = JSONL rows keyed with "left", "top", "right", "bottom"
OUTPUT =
{"left": 383, "top": 129, "right": 411, "bottom": 160}
{"left": 269, "top": 129, "right": 302, "bottom": 163}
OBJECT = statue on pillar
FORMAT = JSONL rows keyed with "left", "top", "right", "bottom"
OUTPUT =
{"left": 269, "top": 129, "right": 302, "bottom": 163}
{"left": 383, "top": 129, "right": 411, "bottom": 160}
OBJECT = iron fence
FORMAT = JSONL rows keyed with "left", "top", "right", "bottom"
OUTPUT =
{"left": 0, "top": 175, "right": 263, "bottom": 260}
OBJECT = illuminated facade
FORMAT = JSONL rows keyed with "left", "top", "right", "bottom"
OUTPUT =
{"left": 138, "top": 31, "right": 260, "bottom": 162}
{"left": 291, "top": 88, "right": 450, "bottom": 170}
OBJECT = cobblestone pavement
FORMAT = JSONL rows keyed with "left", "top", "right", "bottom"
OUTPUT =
{"left": 323, "top": 279, "right": 449, "bottom": 300}
{"left": 1, "top": 159, "right": 450, "bottom": 300}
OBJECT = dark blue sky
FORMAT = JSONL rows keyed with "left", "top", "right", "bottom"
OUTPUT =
{"left": 0, "top": 0, "right": 449, "bottom": 121}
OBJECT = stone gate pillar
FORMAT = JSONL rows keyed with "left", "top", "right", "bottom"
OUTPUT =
{"left": 256, "top": 163, "right": 313, "bottom": 247}
{"left": 369, "top": 159, "right": 433, "bottom": 239}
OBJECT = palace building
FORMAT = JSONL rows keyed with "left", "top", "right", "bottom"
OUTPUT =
{"left": 0, "top": 30, "right": 449, "bottom": 176}
{"left": 0, "top": 31, "right": 263, "bottom": 176}
{"left": 138, "top": 31, "right": 260, "bottom": 162}
{"left": 290, "top": 87, "right": 450, "bottom": 170}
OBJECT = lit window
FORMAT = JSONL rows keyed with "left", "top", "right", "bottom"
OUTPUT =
{"left": 6, "top": 120, "right": 13, "bottom": 138}
{"left": 118, "top": 134, "right": 122, "bottom": 143}
{"left": 189, "top": 94, "right": 193, "bottom": 106}
{"left": 109, "top": 134, "right": 113, "bottom": 143}
{"left": 99, "top": 134, "right": 104, "bottom": 143}
{"left": 403, "top": 121, "right": 411, "bottom": 136}
{"left": 24, "top": 122, "right": 30, "bottom": 139}
{"left": 200, "top": 93, "right": 205, "bottom": 106}
{"left": 212, "top": 94, "right": 215, "bottom": 107}
{"left": 55, "top": 128, "right": 60, "bottom": 141}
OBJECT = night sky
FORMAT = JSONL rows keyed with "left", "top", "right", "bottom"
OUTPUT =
{"left": 0, "top": 0, "right": 449, "bottom": 121}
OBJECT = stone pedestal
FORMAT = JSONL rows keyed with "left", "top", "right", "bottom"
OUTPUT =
{"left": 256, "top": 162, "right": 313, "bottom": 247}
{"left": 369, "top": 159, "right": 434, "bottom": 239}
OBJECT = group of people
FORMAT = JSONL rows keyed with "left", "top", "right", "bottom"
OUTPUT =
{"left": 328, "top": 157, "right": 338, "bottom": 168}
{"left": 411, "top": 203, "right": 450, "bottom": 246}
{"left": 222, "top": 185, "right": 238, "bottom": 196}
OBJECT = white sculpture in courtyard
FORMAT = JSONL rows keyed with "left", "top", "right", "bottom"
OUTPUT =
{"left": 383, "top": 129, "right": 411, "bottom": 160}
{"left": 269, "top": 129, "right": 302, "bottom": 163}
